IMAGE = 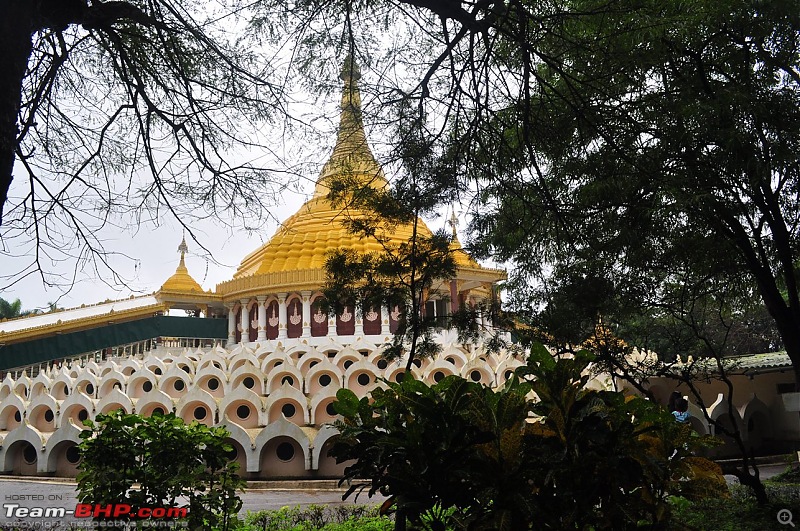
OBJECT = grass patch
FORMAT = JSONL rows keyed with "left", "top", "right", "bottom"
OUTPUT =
{"left": 231, "top": 504, "right": 393, "bottom": 531}
{"left": 670, "top": 482, "right": 800, "bottom": 530}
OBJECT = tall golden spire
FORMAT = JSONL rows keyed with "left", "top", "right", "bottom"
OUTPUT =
{"left": 314, "top": 55, "right": 385, "bottom": 198}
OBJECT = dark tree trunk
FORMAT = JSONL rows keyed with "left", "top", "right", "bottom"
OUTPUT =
{"left": 0, "top": 1, "right": 34, "bottom": 226}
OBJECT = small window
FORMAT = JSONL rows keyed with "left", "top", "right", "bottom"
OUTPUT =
{"left": 174, "top": 380, "right": 185, "bottom": 392}
{"left": 23, "top": 444, "right": 37, "bottom": 464}
{"left": 395, "top": 372, "right": 404, "bottom": 383}
{"left": 413, "top": 359, "right": 421, "bottom": 368}
{"left": 182, "top": 365, "right": 191, "bottom": 374}
{"left": 66, "top": 445, "right": 81, "bottom": 465}
{"left": 281, "top": 403, "right": 296, "bottom": 418}
{"left": 208, "top": 378, "right": 220, "bottom": 391}
{"left": 276, "top": 442, "right": 295, "bottom": 462}
{"left": 13, "top": 411, "right": 21, "bottom": 422}
{"left": 446, "top": 357, "right": 456, "bottom": 365}
{"left": 357, "top": 373, "right": 371, "bottom": 386}
{"left": 225, "top": 445, "right": 238, "bottom": 461}
{"left": 236, "top": 405, "right": 250, "bottom": 420}
{"left": 142, "top": 381, "right": 153, "bottom": 393}
{"left": 505, "top": 370, "right": 514, "bottom": 380}
{"left": 343, "top": 360, "right": 353, "bottom": 370}
{"left": 326, "top": 402, "right": 337, "bottom": 416}
{"left": 44, "top": 410, "right": 54, "bottom": 423}
{"left": 433, "top": 371, "right": 445, "bottom": 383}
{"left": 319, "top": 374, "right": 332, "bottom": 387}
{"left": 243, "top": 377, "right": 255, "bottom": 389}
{"left": 85, "top": 383, "right": 94, "bottom": 395}
{"left": 281, "top": 376, "right": 294, "bottom": 387}
{"left": 470, "top": 370, "right": 482, "bottom": 382}
{"left": 153, "top": 367, "right": 162, "bottom": 375}
{"left": 193, "top": 407, "right": 207, "bottom": 420}
{"left": 309, "top": 361, "right": 318, "bottom": 368}
{"left": 152, "top": 407, "right": 165, "bottom": 416}
{"left": 377, "top": 359, "right": 388, "bottom": 370}
{"left": 78, "top": 409, "right": 89, "bottom": 422}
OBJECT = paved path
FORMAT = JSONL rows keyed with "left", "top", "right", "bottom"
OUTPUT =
{"left": 0, "top": 465, "right": 789, "bottom": 527}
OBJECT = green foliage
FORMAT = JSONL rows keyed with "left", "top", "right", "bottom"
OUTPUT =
{"left": 331, "top": 344, "right": 722, "bottom": 530}
{"left": 77, "top": 410, "right": 244, "bottom": 530}
{"left": 234, "top": 505, "right": 391, "bottom": 531}
{"left": 0, "top": 297, "right": 32, "bottom": 319}
{"left": 669, "top": 483, "right": 800, "bottom": 531}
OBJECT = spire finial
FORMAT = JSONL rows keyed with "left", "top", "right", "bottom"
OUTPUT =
{"left": 448, "top": 210, "right": 459, "bottom": 239}
{"left": 177, "top": 231, "right": 188, "bottom": 265}
{"left": 313, "top": 55, "right": 385, "bottom": 198}
{"left": 340, "top": 54, "right": 361, "bottom": 84}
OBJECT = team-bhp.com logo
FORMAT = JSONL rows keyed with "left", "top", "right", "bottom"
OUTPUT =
{"left": 4, "top": 503, "right": 187, "bottom": 519}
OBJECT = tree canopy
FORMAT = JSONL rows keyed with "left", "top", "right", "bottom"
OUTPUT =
{"left": 287, "top": 0, "right": 800, "bottom": 384}
{"left": 1, "top": 0, "right": 302, "bottom": 293}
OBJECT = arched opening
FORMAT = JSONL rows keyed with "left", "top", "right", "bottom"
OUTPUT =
{"left": 311, "top": 298, "right": 328, "bottom": 337}
{"left": 287, "top": 298, "right": 303, "bottom": 338}
{"left": 259, "top": 437, "right": 305, "bottom": 478}
{"left": 316, "top": 437, "right": 349, "bottom": 477}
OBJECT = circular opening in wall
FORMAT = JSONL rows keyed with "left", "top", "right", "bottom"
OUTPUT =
{"left": 66, "top": 445, "right": 81, "bottom": 465}
{"left": 193, "top": 407, "right": 207, "bottom": 420}
{"left": 78, "top": 409, "right": 89, "bottom": 422}
{"left": 44, "top": 410, "right": 54, "bottom": 423}
{"left": 395, "top": 372, "right": 404, "bottom": 383}
{"left": 174, "top": 380, "right": 185, "bottom": 392}
{"left": 343, "top": 360, "right": 353, "bottom": 370}
{"left": 114, "top": 382, "right": 122, "bottom": 390}
{"left": 357, "top": 373, "right": 371, "bottom": 386}
{"left": 213, "top": 362, "right": 222, "bottom": 370}
{"left": 413, "top": 359, "right": 422, "bottom": 368}
{"left": 319, "top": 374, "right": 332, "bottom": 387}
{"left": 152, "top": 407, "right": 165, "bottom": 416}
{"left": 85, "top": 383, "right": 94, "bottom": 395}
{"left": 225, "top": 445, "right": 238, "bottom": 461}
{"left": 14, "top": 411, "right": 21, "bottom": 422}
{"left": 181, "top": 365, "right": 191, "bottom": 374}
{"left": 505, "top": 370, "right": 513, "bottom": 380}
{"left": 309, "top": 361, "right": 318, "bottom": 369}
{"left": 142, "top": 381, "right": 153, "bottom": 393}
{"left": 433, "top": 371, "right": 445, "bottom": 383}
{"left": 281, "top": 376, "right": 294, "bottom": 387}
{"left": 274, "top": 361, "right": 283, "bottom": 367}
{"left": 23, "top": 444, "right": 37, "bottom": 464}
{"left": 62, "top": 385, "right": 69, "bottom": 397}
{"left": 470, "top": 370, "right": 482, "bottom": 382}
{"left": 243, "top": 377, "right": 255, "bottom": 389}
{"left": 236, "top": 405, "right": 250, "bottom": 420}
{"left": 281, "top": 403, "right": 296, "bottom": 418}
{"left": 276, "top": 442, "right": 295, "bottom": 462}
{"left": 208, "top": 378, "right": 220, "bottom": 391}
{"left": 446, "top": 357, "right": 455, "bottom": 365}
{"left": 326, "top": 402, "right": 337, "bottom": 416}
{"left": 377, "top": 359, "right": 388, "bottom": 370}
{"left": 153, "top": 367, "right": 162, "bottom": 375}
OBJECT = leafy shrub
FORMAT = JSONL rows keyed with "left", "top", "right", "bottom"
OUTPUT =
{"left": 77, "top": 410, "right": 244, "bottom": 530}
{"left": 331, "top": 344, "right": 726, "bottom": 530}
{"left": 238, "top": 505, "right": 390, "bottom": 531}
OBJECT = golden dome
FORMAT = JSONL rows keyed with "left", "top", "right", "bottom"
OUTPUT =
{"left": 234, "top": 58, "right": 433, "bottom": 278}
{"left": 161, "top": 237, "right": 204, "bottom": 293}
